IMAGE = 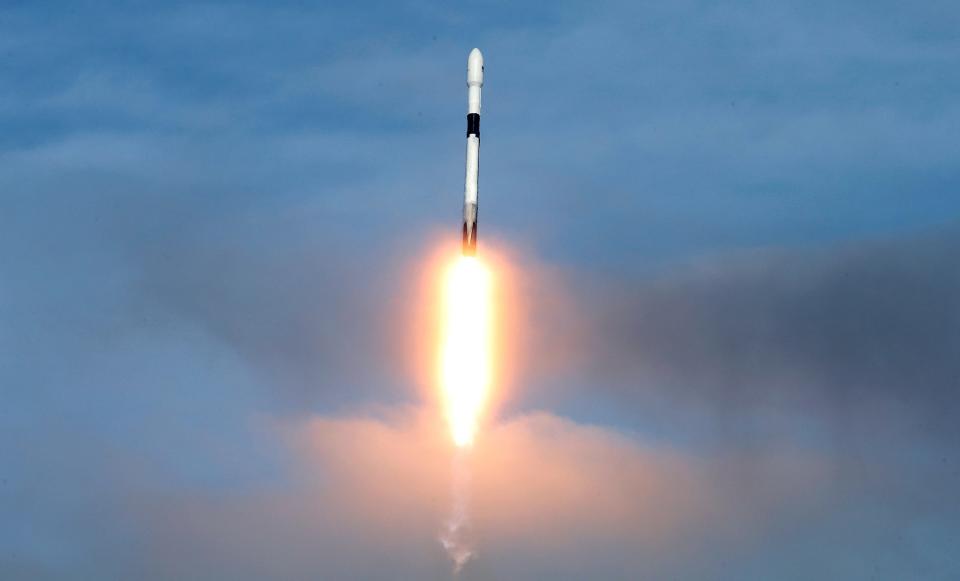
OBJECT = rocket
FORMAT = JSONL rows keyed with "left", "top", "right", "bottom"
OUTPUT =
{"left": 461, "top": 48, "right": 483, "bottom": 256}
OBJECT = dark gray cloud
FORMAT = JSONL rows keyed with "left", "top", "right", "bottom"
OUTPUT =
{"left": 565, "top": 227, "right": 960, "bottom": 437}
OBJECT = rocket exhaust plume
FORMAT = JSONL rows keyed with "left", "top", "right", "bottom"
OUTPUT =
{"left": 438, "top": 48, "right": 491, "bottom": 574}
{"left": 440, "top": 256, "right": 493, "bottom": 447}
{"left": 437, "top": 256, "right": 492, "bottom": 573}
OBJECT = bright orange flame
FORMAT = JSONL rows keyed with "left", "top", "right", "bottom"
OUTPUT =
{"left": 440, "top": 256, "right": 493, "bottom": 447}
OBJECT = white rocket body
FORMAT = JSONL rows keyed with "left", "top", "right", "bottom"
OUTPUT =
{"left": 462, "top": 48, "right": 483, "bottom": 255}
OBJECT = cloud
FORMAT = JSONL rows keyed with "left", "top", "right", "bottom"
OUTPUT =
{"left": 519, "top": 228, "right": 960, "bottom": 440}
{"left": 3, "top": 195, "right": 958, "bottom": 579}
{"left": 0, "top": 406, "right": 827, "bottom": 581}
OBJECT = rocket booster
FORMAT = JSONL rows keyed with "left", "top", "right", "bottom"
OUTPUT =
{"left": 461, "top": 48, "right": 483, "bottom": 256}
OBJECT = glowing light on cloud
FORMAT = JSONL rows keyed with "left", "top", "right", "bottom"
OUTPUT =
{"left": 440, "top": 256, "right": 493, "bottom": 447}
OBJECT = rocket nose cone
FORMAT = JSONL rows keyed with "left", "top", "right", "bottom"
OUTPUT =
{"left": 467, "top": 48, "right": 483, "bottom": 86}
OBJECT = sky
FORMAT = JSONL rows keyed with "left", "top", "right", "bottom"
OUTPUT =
{"left": 2, "top": 0, "right": 959, "bottom": 579}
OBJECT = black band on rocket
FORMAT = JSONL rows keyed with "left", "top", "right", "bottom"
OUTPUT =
{"left": 466, "top": 113, "right": 480, "bottom": 137}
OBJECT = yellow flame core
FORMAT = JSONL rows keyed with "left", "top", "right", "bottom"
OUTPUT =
{"left": 440, "top": 256, "right": 493, "bottom": 447}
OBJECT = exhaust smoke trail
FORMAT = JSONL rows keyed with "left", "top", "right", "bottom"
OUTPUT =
{"left": 439, "top": 447, "right": 475, "bottom": 574}
{"left": 437, "top": 255, "right": 493, "bottom": 573}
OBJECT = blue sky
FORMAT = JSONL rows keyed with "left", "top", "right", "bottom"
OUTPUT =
{"left": 2, "top": 1, "right": 959, "bottom": 579}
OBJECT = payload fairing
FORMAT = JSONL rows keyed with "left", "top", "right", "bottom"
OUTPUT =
{"left": 461, "top": 48, "right": 484, "bottom": 256}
